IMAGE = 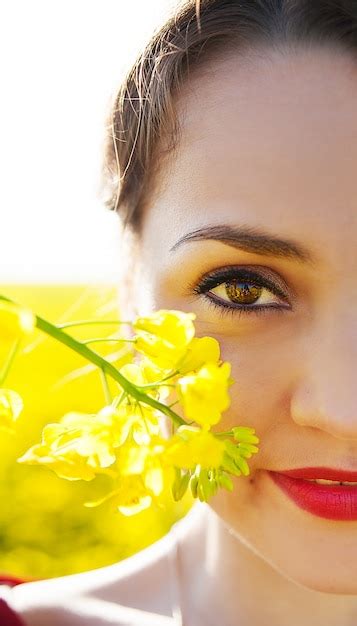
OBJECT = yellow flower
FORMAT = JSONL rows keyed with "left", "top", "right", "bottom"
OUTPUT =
{"left": 110, "top": 399, "right": 161, "bottom": 446}
{"left": 176, "top": 336, "right": 221, "bottom": 374}
{"left": 17, "top": 399, "right": 165, "bottom": 485}
{"left": 119, "top": 362, "right": 147, "bottom": 386}
{"left": 0, "top": 388, "right": 24, "bottom": 433}
{"left": 86, "top": 475, "right": 153, "bottom": 516}
{"left": 119, "top": 361, "right": 170, "bottom": 403}
{"left": 18, "top": 423, "right": 99, "bottom": 481}
{"left": 116, "top": 441, "right": 152, "bottom": 475}
{"left": 17, "top": 407, "right": 123, "bottom": 480}
{"left": 133, "top": 310, "right": 196, "bottom": 344}
{"left": 164, "top": 425, "right": 226, "bottom": 469}
{"left": 116, "top": 434, "right": 168, "bottom": 490}
{"left": 88, "top": 434, "right": 175, "bottom": 515}
{"left": 177, "top": 362, "right": 233, "bottom": 429}
{"left": 0, "top": 300, "right": 35, "bottom": 343}
{"left": 132, "top": 309, "right": 196, "bottom": 371}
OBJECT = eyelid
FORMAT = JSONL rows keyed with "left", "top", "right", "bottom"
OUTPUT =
{"left": 184, "top": 263, "right": 298, "bottom": 320}
{"left": 188, "top": 264, "right": 293, "bottom": 300}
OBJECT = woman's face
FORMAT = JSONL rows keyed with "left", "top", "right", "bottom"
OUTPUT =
{"left": 127, "top": 45, "right": 357, "bottom": 592}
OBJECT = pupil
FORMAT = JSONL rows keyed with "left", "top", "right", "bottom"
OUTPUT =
{"left": 225, "top": 281, "right": 262, "bottom": 305}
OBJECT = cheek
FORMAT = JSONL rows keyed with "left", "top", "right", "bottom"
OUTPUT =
{"left": 210, "top": 326, "right": 299, "bottom": 465}
{"left": 220, "top": 345, "right": 288, "bottom": 424}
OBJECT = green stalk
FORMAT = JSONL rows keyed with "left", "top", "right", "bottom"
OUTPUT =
{"left": 0, "top": 294, "right": 186, "bottom": 428}
{"left": 215, "top": 429, "right": 235, "bottom": 439}
{"left": 100, "top": 369, "right": 112, "bottom": 405}
{"left": 57, "top": 320, "right": 132, "bottom": 329}
{"left": 0, "top": 337, "right": 21, "bottom": 386}
{"left": 82, "top": 338, "right": 136, "bottom": 345}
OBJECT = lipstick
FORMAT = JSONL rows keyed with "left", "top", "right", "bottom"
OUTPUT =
{"left": 267, "top": 467, "right": 357, "bottom": 520}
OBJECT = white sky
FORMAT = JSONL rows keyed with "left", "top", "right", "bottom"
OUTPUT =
{"left": 0, "top": 0, "right": 174, "bottom": 283}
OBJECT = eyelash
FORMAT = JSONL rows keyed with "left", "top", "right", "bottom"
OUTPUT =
{"left": 188, "top": 267, "right": 291, "bottom": 319}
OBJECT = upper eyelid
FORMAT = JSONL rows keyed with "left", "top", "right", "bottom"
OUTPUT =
{"left": 199, "top": 272, "right": 284, "bottom": 299}
{"left": 190, "top": 265, "right": 292, "bottom": 300}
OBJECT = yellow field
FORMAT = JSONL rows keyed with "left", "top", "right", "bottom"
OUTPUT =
{"left": 0, "top": 284, "right": 192, "bottom": 580}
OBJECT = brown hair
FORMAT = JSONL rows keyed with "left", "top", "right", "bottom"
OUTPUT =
{"left": 100, "top": 0, "right": 357, "bottom": 235}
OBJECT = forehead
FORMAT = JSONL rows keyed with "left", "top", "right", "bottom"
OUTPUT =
{"left": 140, "top": 45, "right": 357, "bottom": 268}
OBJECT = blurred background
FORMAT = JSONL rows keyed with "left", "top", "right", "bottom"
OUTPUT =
{"left": 0, "top": 0, "right": 192, "bottom": 580}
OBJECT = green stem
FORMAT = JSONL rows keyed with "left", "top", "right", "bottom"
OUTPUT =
{"left": 136, "top": 381, "right": 176, "bottom": 389}
{"left": 0, "top": 294, "right": 186, "bottom": 428}
{"left": 0, "top": 337, "right": 21, "bottom": 386}
{"left": 161, "top": 369, "right": 180, "bottom": 381}
{"left": 82, "top": 338, "right": 136, "bottom": 345}
{"left": 135, "top": 368, "right": 181, "bottom": 390}
{"left": 215, "top": 429, "right": 234, "bottom": 439}
{"left": 56, "top": 320, "right": 132, "bottom": 329}
{"left": 111, "top": 391, "right": 127, "bottom": 409}
{"left": 100, "top": 369, "right": 112, "bottom": 405}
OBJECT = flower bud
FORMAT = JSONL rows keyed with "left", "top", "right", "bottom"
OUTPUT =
{"left": 172, "top": 468, "right": 191, "bottom": 501}
{"left": 232, "top": 455, "right": 250, "bottom": 476}
{"left": 190, "top": 474, "right": 199, "bottom": 498}
{"left": 216, "top": 472, "right": 234, "bottom": 492}
{"left": 232, "top": 426, "right": 259, "bottom": 444}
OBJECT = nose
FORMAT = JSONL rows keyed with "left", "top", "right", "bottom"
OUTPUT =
{"left": 290, "top": 312, "right": 357, "bottom": 441}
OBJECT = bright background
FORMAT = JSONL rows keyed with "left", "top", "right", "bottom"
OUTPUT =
{"left": 0, "top": 0, "right": 176, "bottom": 283}
{"left": 0, "top": 1, "right": 193, "bottom": 579}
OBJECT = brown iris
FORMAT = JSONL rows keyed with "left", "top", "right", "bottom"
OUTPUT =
{"left": 225, "top": 281, "right": 262, "bottom": 305}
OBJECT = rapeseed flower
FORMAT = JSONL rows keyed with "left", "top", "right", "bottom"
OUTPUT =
{"left": 175, "top": 336, "right": 220, "bottom": 374}
{"left": 86, "top": 434, "right": 176, "bottom": 515}
{"left": 163, "top": 425, "right": 225, "bottom": 469}
{"left": 132, "top": 309, "right": 196, "bottom": 371}
{"left": 17, "top": 410, "right": 117, "bottom": 481}
{"left": 17, "top": 407, "right": 122, "bottom": 479}
{"left": 119, "top": 361, "right": 170, "bottom": 403}
{"left": 87, "top": 475, "right": 153, "bottom": 516}
{"left": 17, "top": 400, "right": 163, "bottom": 481}
{"left": 177, "top": 361, "right": 233, "bottom": 429}
{"left": 4, "top": 295, "right": 261, "bottom": 514}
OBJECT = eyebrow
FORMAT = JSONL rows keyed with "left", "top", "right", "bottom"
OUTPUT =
{"left": 169, "top": 224, "right": 315, "bottom": 265}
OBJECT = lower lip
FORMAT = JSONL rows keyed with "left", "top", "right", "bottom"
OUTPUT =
{"left": 268, "top": 471, "right": 357, "bottom": 520}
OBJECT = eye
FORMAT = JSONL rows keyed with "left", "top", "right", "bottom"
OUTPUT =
{"left": 189, "top": 266, "right": 292, "bottom": 318}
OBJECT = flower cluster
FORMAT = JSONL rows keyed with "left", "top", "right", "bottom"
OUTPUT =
{"left": 0, "top": 298, "right": 260, "bottom": 516}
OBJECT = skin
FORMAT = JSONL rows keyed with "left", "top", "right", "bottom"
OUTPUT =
{"left": 119, "top": 44, "right": 357, "bottom": 625}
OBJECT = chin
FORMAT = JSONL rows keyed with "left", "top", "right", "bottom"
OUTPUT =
{"left": 209, "top": 490, "right": 357, "bottom": 598}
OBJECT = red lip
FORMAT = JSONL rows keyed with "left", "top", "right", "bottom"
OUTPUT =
{"left": 267, "top": 468, "right": 357, "bottom": 521}
{"left": 277, "top": 467, "right": 357, "bottom": 481}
